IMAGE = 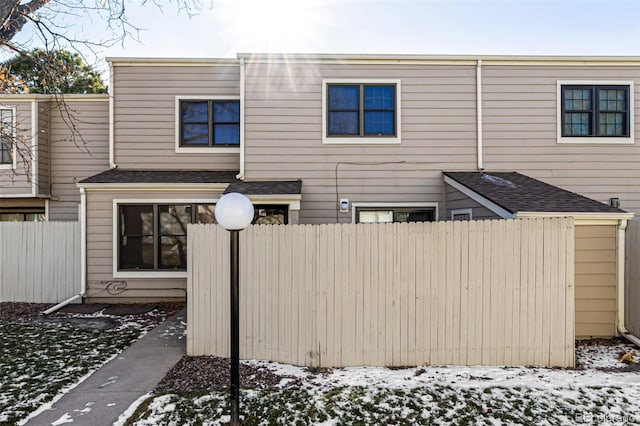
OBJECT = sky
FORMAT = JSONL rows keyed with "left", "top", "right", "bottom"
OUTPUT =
{"left": 10, "top": 0, "right": 640, "bottom": 70}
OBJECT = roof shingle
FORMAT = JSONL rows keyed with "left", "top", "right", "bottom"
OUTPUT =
{"left": 224, "top": 180, "right": 302, "bottom": 195}
{"left": 444, "top": 171, "right": 626, "bottom": 214}
{"left": 79, "top": 169, "right": 239, "bottom": 184}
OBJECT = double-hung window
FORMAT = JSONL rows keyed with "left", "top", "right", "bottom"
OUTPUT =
{"left": 559, "top": 83, "right": 633, "bottom": 143}
{"left": 323, "top": 80, "right": 401, "bottom": 144}
{"left": 0, "top": 108, "right": 14, "bottom": 166}
{"left": 177, "top": 98, "right": 240, "bottom": 151}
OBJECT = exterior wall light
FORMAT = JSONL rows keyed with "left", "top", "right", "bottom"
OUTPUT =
{"left": 214, "top": 192, "right": 254, "bottom": 426}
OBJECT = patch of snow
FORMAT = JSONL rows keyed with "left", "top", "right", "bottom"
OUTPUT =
{"left": 112, "top": 393, "right": 151, "bottom": 426}
{"left": 51, "top": 413, "right": 73, "bottom": 425}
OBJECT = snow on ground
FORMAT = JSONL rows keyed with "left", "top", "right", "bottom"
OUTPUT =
{"left": 0, "top": 307, "right": 175, "bottom": 424}
{"left": 127, "top": 340, "right": 640, "bottom": 425}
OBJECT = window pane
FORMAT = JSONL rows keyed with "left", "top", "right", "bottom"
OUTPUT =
{"left": 120, "top": 205, "right": 153, "bottom": 236}
{"left": 213, "top": 124, "right": 240, "bottom": 145}
{"left": 599, "top": 112, "right": 624, "bottom": 136}
{"left": 359, "top": 210, "right": 393, "bottom": 223}
{"left": 120, "top": 236, "right": 154, "bottom": 269}
{"left": 213, "top": 101, "right": 240, "bottom": 122}
{"left": 564, "top": 88, "right": 591, "bottom": 111}
{"left": 364, "top": 85, "right": 394, "bottom": 110}
{"left": 196, "top": 205, "right": 216, "bottom": 224}
{"left": 0, "top": 145, "right": 11, "bottom": 164}
{"left": 181, "top": 101, "right": 208, "bottom": 123}
{"left": 599, "top": 89, "right": 625, "bottom": 111}
{"left": 328, "top": 85, "right": 359, "bottom": 110}
{"left": 159, "top": 205, "right": 190, "bottom": 236}
{"left": 328, "top": 112, "right": 358, "bottom": 135}
{"left": 182, "top": 124, "right": 209, "bottom": 145}
{"left": 564, "top": 112, "right": 591, "bottom": 136}
{"left": 395, "top": 210, "right": 433, "bottom": 222}
{"left": 159, "top": 236, "right": 187, "bottom": 269}
{"left": 364, "top": 111, "right": 394, "bottom": 135}
{"left": 0, "top": 109, "right": 12, "bottom": 164}
{"left": 0, "top": 213, "right": 24, "bottom": 221}
{"left": 253, "top": 205, "right": 288, "bottom": 224}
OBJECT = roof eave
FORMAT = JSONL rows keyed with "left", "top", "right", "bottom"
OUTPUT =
{"left": 77, "top": 182, "right": 231, "bottom": 190}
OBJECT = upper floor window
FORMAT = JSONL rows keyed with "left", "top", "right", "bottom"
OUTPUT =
{"left": 0, "top": 108, "right": 14, "bottom": 165}
{"left": 558, "top": 82, "right": 633, "bottom": 144}
{"left": 323, "top": 80, "right": 401, "bottom": 144}
{"left": 179, "top": 100, "right": 240, "bottom": 147}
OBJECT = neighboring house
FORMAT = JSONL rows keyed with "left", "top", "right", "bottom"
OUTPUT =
{"left": 0, "top": 94, "right": 108, "bottom": 221}
{"left": 0, "top": 55, "right": 638, "bottom": 328}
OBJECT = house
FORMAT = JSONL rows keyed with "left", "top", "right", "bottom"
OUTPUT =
{"left": 0, "top": 54, "right": 638, "bottom": 338}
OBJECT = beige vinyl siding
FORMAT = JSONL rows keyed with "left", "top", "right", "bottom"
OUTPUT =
{"left": 482, "top": 65, "right": 640, "bottom": 216}
{"left": 243, "top": 62, "right": 478, "bottom": 224}
{"left": 575, "top": 224, "right": 617, "bottom": 338}
{"left": 113, "top": 65, "right": 240, "bottom": 170}
{"left": 48, "top": 100, "right": 109, "bottom": 221}
{"left": 445, "top": 185, "right": 501, "bottom": 220}
{"left": 37, "top": 101, "right": 50, "bottom": 196}
{"left": 0, "top": 102, "right": 32, "bottom": 195}
{"left": 84, "top": 188, "right": 224, "bottom": 302}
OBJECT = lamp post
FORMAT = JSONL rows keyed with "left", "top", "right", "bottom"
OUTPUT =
{"left": 214, "top": 192, "right": 254, "bottom": 426}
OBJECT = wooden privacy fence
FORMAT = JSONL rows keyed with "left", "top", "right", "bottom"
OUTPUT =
{"left": 626, "top": 218, "right": 640, "bottom": 337}
{"left": 188, "top": 218, "right": 575, "bottom": 368}
{"left": 0, "top": 222, "right": 80, "bottom": 303}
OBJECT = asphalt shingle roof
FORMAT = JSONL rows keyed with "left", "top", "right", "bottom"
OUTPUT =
{"left": 444, "top": 171, "right": 626, "bottom": 214}
{"left": 224, "top": 180, "right": 302, "bottom": 195}
{"left": 79, "top": 169, "right": 239, "bottom": 184}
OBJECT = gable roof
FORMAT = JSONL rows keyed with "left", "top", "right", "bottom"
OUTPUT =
{"left": 443, "top": 171, "right": 626, "bottom": 215}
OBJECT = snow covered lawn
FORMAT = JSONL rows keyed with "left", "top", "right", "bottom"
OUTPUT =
{"left": 0, "top": 306, "right": 175, "bottom": 424}
{"left": 125, "top": 340, "right": 640, "bottom": 425}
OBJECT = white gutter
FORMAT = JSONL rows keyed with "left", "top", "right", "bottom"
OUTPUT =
{"left": 236, "top": 57, "right": 246, "bottom": 180}
{"left": 43, "top": 188, "right": 87, "bottom": 314}
{"left": 615, "top": 219, "right": 640, "bottom": 346}
{"left": 31, "top": 100, "right": 38, "bottom": 196}
{"left": 476, "top": 60, "right": 483, "bottom": 171}
{"left": 108, "top": 61, "right": 116, "bottom": 169}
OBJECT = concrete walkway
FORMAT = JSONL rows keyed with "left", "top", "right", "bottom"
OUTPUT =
{"left": 26, "top": 309, "right": 186, "bottom": 426}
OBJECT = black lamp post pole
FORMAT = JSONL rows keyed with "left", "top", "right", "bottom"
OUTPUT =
{"left": 230, "top": 229, "right": 240, "bottom": 426}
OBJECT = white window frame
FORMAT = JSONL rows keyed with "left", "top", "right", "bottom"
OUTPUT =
{"left": 351, "top": 202, "right": 438, "bottom": 224}
{"left": 175, "top": 95, "right": 241, "bottom": 154}
{"left": 451, "top": 208, "right": 473, "bottom": 221}
{"left": 0, "top": 106, "right": 17, "bottom": 169}
{"left": 557, "top": 80, "right": 634, "bottom": 144}
{"left": 112, "top": 198, "right": 218, "bottom": 279}
{"left": 322, "top": 79, "right": 402, "bottom": 145}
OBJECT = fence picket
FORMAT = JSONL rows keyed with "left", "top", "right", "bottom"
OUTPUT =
{"left": 187, "top": 218, "right": 575, "bottom": 368}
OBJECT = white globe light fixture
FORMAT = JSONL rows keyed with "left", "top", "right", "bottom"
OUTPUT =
{"left": 214, "top": 192, "right": 254, "bottom": 426}
{"left": 215, "top": 192, "right": 254, "bottom": 230}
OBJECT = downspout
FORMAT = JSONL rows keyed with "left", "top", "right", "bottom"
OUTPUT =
{"left": 476, "top": 59, "right": 484, "bottom": 171}
{"left": 43, "top": 187, "right": 86, "bottom": 314}
{"left": 236, "top": 57, "right": 245, "bottom": 180}
{"left": 616, "top": 219, "right": 640, "bottom": 346}
{"left": 31, "top": 100, "right": 38, "bottom": 196}
{"left": 108, "top": 61, "right": 116, "bottom": 169}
